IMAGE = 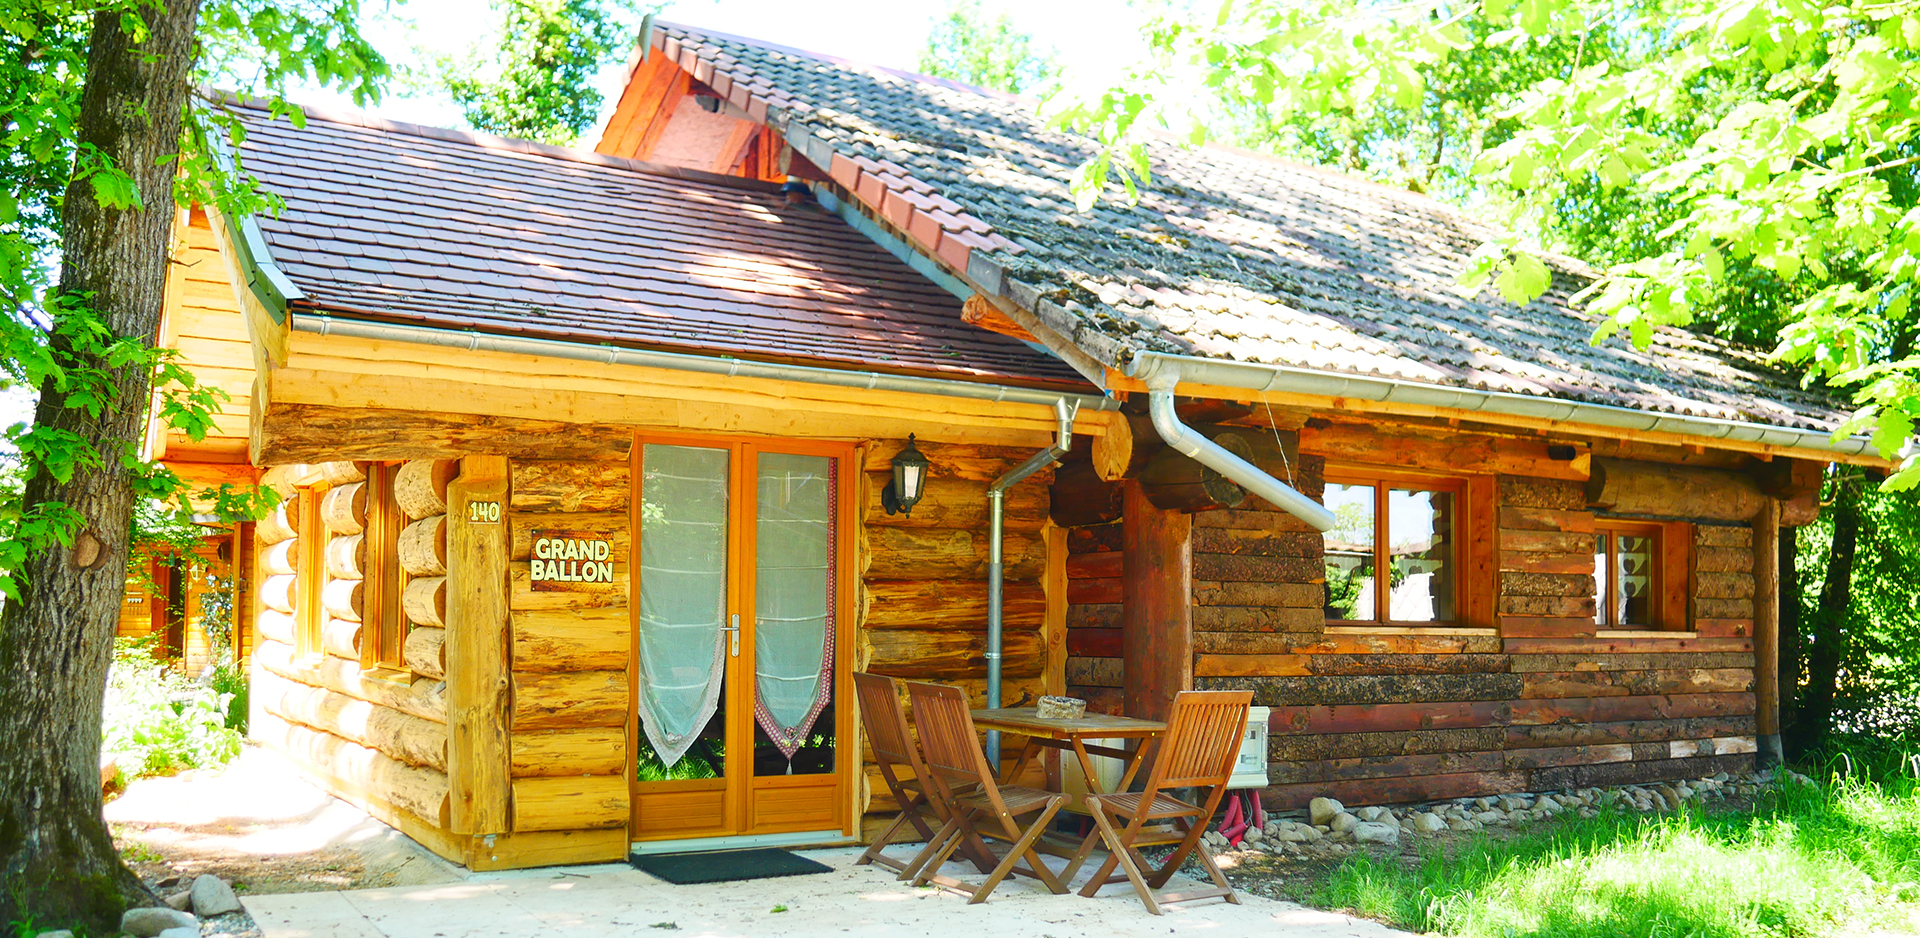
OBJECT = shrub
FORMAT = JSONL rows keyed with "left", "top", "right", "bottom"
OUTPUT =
{"left": 207, "top": 662, "right": 249, "bottom": 733}
{"left": 102, "top": 636, "right": 242, "bottom": 778}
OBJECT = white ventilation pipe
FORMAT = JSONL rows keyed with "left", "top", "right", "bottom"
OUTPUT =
{"left": 1138, "top": 363, "right": 1337, "bottom": 532}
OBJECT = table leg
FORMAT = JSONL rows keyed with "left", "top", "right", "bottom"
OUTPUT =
{"left": 1114, "top": 736, "right": 1156, "bottom": 792}
{"left": 999, "top": 736, "right": 1042, "bottom": 786}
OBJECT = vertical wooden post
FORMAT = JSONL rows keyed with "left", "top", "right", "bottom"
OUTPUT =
{"left": 1122, "top": 480, "right": 1192, "bottom": 722}
{"left": 447, "top": 455, "right": 511, "bottom": 835}
{"left": 1752, "top": 497, "right": 1783, "bottom": 768}
{"left": 1042, "top": 522, "right": 1068, "bottom": 792}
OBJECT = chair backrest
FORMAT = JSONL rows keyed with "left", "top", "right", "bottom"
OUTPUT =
{"left": 854, "top": 672, "right": 922, "bottom": 776}
{"left": 904, "top": 681, "right": 997, "bottom": 794}
{"left": 1143, "top": 690, "right": 1254, "bottom": 793}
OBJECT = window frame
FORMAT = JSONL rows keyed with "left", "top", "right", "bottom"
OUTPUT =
{"left": 294, "top": 487, "right": 325, "bottom": 658}
{"left": 1593, "top": 518, "right": 1665, "bottom": 631}
{"left": 1321, "top": 466, "right": 1470, "bottom": 629}
{"left": 360, "top": 462, "right": 410, "bottom": 675}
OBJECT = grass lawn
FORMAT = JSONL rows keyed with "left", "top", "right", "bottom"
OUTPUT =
{"left": 1308, "top": 772, "right": 1920, "bottom": 938}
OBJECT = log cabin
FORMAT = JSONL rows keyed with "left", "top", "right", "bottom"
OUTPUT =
{"left": 118, "top": 529, "right": 246, "bottom": 675}
{"left": 148, "top": 21, "right": 1903, "bottom": 870}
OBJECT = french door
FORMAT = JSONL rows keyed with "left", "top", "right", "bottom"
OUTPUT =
{"left": 628, "top": 435, "right": 856, "bottom": 843}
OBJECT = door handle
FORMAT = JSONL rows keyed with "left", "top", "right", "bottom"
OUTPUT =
{"left": 723, "top": 613, "right": 740, "bottom": 657}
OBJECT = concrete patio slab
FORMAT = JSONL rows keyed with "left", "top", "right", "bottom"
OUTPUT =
{"left": 243, "top": 846, "right": 1417, "bottom": 938}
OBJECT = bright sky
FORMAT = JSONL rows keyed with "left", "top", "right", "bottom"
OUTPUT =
{"left": 303, "top": 0, "right": 1152, "bottom": 136}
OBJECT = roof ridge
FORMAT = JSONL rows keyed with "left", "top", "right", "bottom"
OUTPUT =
{"left": 648, "top": 19, "right": 1027, "bottom": 105}
{"left": 198, "top": 90, "right": 780, "bottom": 194}
{"left": 648, "top": 23, "right": 1600, "bottom": 280}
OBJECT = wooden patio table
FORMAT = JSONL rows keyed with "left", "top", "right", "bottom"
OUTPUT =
{"left": 970, "top": 707, "right": 1167, "bottom": 803}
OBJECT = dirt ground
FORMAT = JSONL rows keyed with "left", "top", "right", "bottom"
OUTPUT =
{"left": 106, "top": 744, "right": 462, "bottom": 900}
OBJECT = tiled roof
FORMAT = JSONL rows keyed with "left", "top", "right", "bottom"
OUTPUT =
{"left": 229, "top": 104, "right": 1087, "bottom": 388}
{"left": 648, "top": 23, "right": 1850, "bottom": 433}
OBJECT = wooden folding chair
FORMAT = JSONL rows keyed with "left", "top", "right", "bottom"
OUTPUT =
{"left": 852, "top": 672, "right": 947, "bottom": 878}
{"left": 905, "top": 681, "right": 1069, "bottom": 904}
{"left": 1065, "top": 689, "right": 1253, "bottom": 914}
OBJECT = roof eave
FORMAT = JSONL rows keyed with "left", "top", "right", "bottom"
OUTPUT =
{"left": 1121, "top": 350, "right": 1901, "bottom": 467}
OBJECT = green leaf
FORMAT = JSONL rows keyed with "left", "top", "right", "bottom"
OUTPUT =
{"left": 1702, "top": 247, "right": 1725, "bottom": 282}
{"left": 1600, "top": 154, "right": 1631, "bottom": 189}
{"left": 1509, "top": 153, "right": 1537, "bottom": 189}
{"left": 1871, "top": 410, "right": 1913, "bottom": 457}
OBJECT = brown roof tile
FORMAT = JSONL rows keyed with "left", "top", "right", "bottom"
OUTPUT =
{"left": 230, "top": 104, "right": 1086, "bottom": 389}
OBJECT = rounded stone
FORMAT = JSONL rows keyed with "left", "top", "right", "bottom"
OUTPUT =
{"left": 121, "top": 908, "right": 197, "bottom": 938}
{"left": 1309, "top": 797, "right": 1345, "bottom": 826}
{"left": 190, "top": 874, "right": 242, "bottom": 917}
{"left": 1412, "top": 812, "right": 1446, "bottom": 833}
{"left": 1353, "top": 821, "right": 1400, "bottom": 845}
{"left": 1331, "top": 812, "right": 1361, "bottom": 833}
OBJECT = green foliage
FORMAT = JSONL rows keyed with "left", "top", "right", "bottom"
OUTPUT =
{"left": 101, "top": 636, "right": 242, "bottom": 778}
{"left": 208, "top": 661, "right": 248, "bottom": 733}
{"left": 1310, "top": 773, "right": 1920, "bottom": 937}
{"left": 917, "top": 1, "right": 1058, "bottom": 96}
{"left": 634, "top": 736, "right": 722, "bottom": 782}
{"left": 0, "top": 0, "right": 385, "bottom": 602}
{"left": 440, "top": 0, "right": 648, "bottom": 145}
{"left": 1053, "top": 0, "right": 1920, "bottom": 478}
{"left": 1794, "top": 472, "right": 1920, "bottom": 740}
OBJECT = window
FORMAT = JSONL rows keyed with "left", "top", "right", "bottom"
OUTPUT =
{"left": 1594, "top": 521, "right": 1661, "bottom": 629}
{"left": 295, "top": 487, "right": 325, "bottom": 656}
{"left": 1323, "top": 472, "right": 1462, "bottom": 625}
{"left": 360, "top": 463, "right": 408, "bottom": 672}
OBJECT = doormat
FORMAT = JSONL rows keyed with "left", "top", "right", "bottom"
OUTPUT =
{"left": 628, "top": 847, "right": 833, "bottom": 885}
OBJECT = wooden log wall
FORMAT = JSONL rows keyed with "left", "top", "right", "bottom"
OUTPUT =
{"left": 248, "top": 460, "right": 460, "bottom": 845}
{"left": 506, "top": 459, "right": 632, "bottom": 834}
{"left": 1063, "top": 519, "right": 1123, "bottom": 714}
{"left": 1173, "top": 422, "right": 1765, "bottom": 809}
{"left": 859, "top": 439, "right": 1055, "bottom": 811}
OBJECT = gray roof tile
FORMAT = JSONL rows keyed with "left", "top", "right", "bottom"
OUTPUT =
{"left": 655, "top": 21, "right": 1845, "bottom": 431}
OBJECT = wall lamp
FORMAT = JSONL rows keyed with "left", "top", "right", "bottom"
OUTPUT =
{"left": 881, "top": 434, "right": 929, "bottom": 516}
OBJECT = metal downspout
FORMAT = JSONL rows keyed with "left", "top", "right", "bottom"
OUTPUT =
{"left": 985, "top": 398, "right": 1078, "bottom": 769}
{"left": 1143, "top": 367, "right": 1338, "bottom": 532}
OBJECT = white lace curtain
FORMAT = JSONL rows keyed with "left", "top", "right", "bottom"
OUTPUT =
{"left": 752, "top": 453, "right": 835, "bottom": 764}
{"left": 636, "top": 444, "right": 729, "bottom": 769}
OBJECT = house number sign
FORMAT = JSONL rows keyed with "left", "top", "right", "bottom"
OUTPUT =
{"left": 530, "top": 530, "right": 616, "bottom": 591}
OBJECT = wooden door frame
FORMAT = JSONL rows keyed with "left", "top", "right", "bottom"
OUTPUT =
{"left": 627, "top": 431, "right": 858, "bottom": 841}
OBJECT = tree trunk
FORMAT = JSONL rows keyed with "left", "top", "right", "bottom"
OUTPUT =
{"left": 1799, "top": 479, "right": 1860, "bottom": 750}
{"left": 0, "top": 6, "right": 202, "bottom": 931}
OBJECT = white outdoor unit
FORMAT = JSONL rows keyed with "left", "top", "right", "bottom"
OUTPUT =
{"left": 1227, "top": 705, "right": 1270, "bottom": 789}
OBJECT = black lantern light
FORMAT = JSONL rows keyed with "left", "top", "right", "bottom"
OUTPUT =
{"left": 882, "top": 434, "right": 930, "bottom": 516}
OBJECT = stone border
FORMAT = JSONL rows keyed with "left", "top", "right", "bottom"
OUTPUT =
{"left": 1208, "top": 767, "right": 1817, "bottom": 859}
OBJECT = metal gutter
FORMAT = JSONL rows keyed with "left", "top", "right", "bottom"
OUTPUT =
{"left": 1127, "top": 351, "right": 1897, "bottom": 461}
{"left": 292, "top": 316, "right": 1120, "bottom": 413}
{"left": 983, "top": 398, "right": 1077, "bottom": 768}
{"left": 1138, "top": 363, "right": 1337, "bottom": 532}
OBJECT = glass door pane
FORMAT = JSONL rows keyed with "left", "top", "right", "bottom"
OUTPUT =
{"left": 635, "top": 444, "right": 730, "bottom": 781}
{"left": 751, "top": 453, "right": 836, "bottom": 777}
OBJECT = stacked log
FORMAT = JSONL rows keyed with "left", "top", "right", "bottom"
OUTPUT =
{"left": 859, "top": 441, "right": 1053, "bottom": 810}
{"left": 397, "top": 459, "right": 452, "bottom": 682}
{"left": 246, "top": 462, "right": 460, "bottom": 841}
{"left": 1193, "top": 463, "right": 1757, "bottom": 809}
{"left": 256, "top": 494, "right": 301, "bottom": 652}
{"left": 505, "top": 458, "right": 632, "bottom": 834}
{"left": 1063, "top": 520, "right": 1123, "bottom": 714}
